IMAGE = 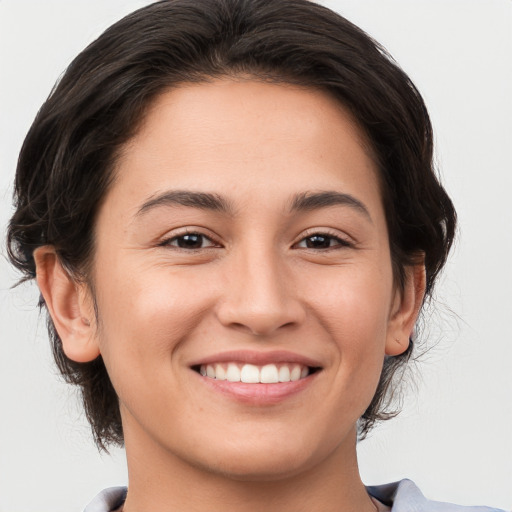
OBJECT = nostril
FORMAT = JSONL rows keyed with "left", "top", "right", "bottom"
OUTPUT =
{"left": 215, "top": 276, "right": 306, "bottom": 336}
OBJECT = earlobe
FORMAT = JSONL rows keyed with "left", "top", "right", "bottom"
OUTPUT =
{"left": 385, "top": 262, "right": 426, "bottom": 356}
{"left": 34, "top": 246, "right": 100, "bottom": 363}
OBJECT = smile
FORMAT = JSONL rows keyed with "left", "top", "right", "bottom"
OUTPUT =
{"left": 198, "top": 362, "right": 311, "bottom": 383}
{"left": 190, "top": 351, "right": 322, "bottom": 402}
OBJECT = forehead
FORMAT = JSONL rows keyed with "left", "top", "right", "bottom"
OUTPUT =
{"left": 107, "top": 79, "right": 382, "bottom": 220}
{"left": 134, "top": 79, "right": 372, "bottom": 157}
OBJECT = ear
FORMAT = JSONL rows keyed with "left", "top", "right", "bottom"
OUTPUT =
{"left": 385, "top": 262, "right": 426, "bottom": 356}
{"left": 34, "top": 246, "right": 100, "bottom": 363}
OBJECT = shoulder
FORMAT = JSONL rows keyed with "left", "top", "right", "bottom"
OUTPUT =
{"left": 366, "top": 479, "right": 507, "bottom": 512}
{"left": 83, "top": 487, "right": 127, "bottom": 512}
{"left": 83, "top": 481, "right": 507, "bottom": 512}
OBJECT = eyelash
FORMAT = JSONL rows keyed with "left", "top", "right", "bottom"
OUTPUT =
{"left": 159, "top": 231, "right": 219, "bottom": 250}
{"left": 293, "top": 231, "right": 352, "bottom": 251}
{"left": 159, "top": 229, "right": 352, "bottom": 251}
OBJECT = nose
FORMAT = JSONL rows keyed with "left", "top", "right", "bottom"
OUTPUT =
{"left": 215, "top": 247, "right": 306, "bottom": 336}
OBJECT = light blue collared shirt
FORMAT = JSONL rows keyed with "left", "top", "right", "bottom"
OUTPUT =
{"left": 84, "top": 479, "right": 507, "bottom": 511}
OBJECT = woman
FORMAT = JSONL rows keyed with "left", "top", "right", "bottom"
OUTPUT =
{"left": 5, "top": 1, "right": 506, "bottom": 510}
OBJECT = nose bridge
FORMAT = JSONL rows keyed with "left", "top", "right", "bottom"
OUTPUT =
{"left": 216, "top": 241, "right": 304, "bottom": 335}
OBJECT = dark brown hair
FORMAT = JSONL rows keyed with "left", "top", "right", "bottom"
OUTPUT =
{"left": 7, "top": 0, "right": 456, "bottom": 449}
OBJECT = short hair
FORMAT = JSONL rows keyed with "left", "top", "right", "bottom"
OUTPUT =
{"left": 7, "top": 0, "right": 456, "bottom": 449}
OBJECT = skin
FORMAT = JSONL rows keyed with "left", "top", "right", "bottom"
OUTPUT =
{"left": 35, "top": 79, "right": 425, "bottom": 512}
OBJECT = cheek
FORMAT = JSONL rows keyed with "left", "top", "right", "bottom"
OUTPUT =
{"left": 90, "top": 269, "right": 214, "bottom": 421}
{"left": 93, "top": 265, "right": 216, "bottom": 368}
{"left": 303, "top": 262, "right": 394, "bottom": 340}
{"left": 300, "top": 261, "right": 393, "bottom": 395}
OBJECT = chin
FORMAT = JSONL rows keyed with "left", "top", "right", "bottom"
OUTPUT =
{"left": 181, "top": 430, "right": 337, "bottom": 483}
{"left": 201, "top": 452, "right": 315, "bottom": 482}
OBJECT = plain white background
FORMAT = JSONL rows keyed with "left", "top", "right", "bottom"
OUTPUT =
{"left": 1, "top": 1, "right": 511, "bottom": 510}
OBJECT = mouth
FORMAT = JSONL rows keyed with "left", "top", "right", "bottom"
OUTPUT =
{"left": 189, "top": 351, "right": 323, "bottom": 403}
{"left": 193, "top": 362, "right": 320, "bottom": 383}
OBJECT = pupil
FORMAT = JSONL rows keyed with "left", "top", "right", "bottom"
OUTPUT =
{"left": 306, "top": 235, "right": 329, "bottom": 248}
{"left": 178, "top": 234, "right": 202, "bottom": 248}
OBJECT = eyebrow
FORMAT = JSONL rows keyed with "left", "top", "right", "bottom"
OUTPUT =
{"left": 290, "top": 191, "right": 372, "bottom": 222}
{"left": 136, "top": 190, "right": 234, "bottom": 216}
{"left": 135, "top": 189, "right": 371, "bottom": 222}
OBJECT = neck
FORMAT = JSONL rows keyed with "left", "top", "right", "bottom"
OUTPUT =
{"left": 121, "top": 420, "right": 375, "bottom": 512}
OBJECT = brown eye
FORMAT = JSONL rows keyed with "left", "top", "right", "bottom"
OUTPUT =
{"left": 164, "top": 233, "right": 216, "bottom": 249}
{"left": 305, "top": 235, "right": 331, "bottom": 249}
{"left": 296, "top": 234, "right": 350, "bottom": 250}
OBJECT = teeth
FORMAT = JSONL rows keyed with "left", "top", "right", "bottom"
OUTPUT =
{"left": 260, "top": 364, "right": 279, "bottom": 384}
{"left": 241, "top": 364, "right": 259, "bottom": 383}
{"left": 226, "top": 363, "right": 241, "bottom": 382}
{"left": 198, "top": 363, "right": 311, "bottom": 383}
{"left": 290, "top": 365, "right": 301, "bottom": 381}
{"left": 215, "top": 364, "right": 227, "bottom": 381}
{"left": 278, "top": 365, "right": 290, "bottom": 382}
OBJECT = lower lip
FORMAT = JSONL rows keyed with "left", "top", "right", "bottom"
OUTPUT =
{"left": 194, "top": 371, "right": 318, "bottom": 405}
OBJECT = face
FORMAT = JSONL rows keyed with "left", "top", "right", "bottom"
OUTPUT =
{"left": 83, "top": 79, "right": 412, "bottom": 479}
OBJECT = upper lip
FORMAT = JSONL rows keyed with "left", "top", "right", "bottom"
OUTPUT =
{"left": 188, "top": 350, "right": 323, "bottom": 369}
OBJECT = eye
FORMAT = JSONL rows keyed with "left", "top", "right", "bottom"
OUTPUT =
{"left": 161, "top": 232, "right": 218, "bottom": 250}
{"left": 295, "top": 233, "right": 351, "bottom": 250}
